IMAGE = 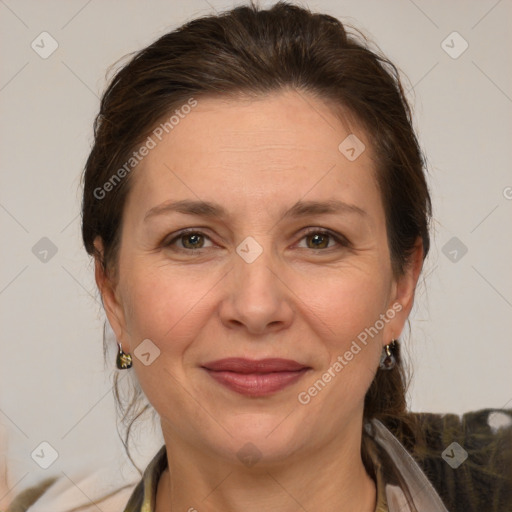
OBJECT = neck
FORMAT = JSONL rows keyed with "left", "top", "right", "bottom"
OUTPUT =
{"left": 156, "top": 424, "right": 377, "bottom": 512}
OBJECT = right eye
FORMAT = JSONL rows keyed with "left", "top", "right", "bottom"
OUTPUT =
{"left": 163, "top": 229, "right": 215, "bottom": 252}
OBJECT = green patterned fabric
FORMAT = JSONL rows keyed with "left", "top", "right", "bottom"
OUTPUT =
{"left": 6, "top": 408, "right": 512, "bottom": 511}
{"left": 405, "top": 408, "right": 512, "bottom": 511}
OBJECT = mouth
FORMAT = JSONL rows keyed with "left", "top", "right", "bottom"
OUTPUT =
{"left": 201, "top": 358, "right": 311, "bottom": 397}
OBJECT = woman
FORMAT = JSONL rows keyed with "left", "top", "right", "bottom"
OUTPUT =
{"left": 6, "top": 1, "right": 511, "bottom": 511}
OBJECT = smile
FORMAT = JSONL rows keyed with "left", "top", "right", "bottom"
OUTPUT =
{"left": 201, "top": 358, "right": 311, "bottom": 397}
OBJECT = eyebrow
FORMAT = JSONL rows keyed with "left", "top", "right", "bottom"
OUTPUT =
{"left": 143, "top": 198, "right": 367, "bottom": 223}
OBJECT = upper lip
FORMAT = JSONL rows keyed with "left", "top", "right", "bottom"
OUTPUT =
{"left": 202, "top": 358, "right": 309, "bottom": 373}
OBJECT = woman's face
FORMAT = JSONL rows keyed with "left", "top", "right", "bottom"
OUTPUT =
{"left": 96, "top": 90, "right": 421, "bottom": 464}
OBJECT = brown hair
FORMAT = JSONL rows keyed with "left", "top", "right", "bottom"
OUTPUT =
{"left": 81, "top": 0, "right": 430, "bottom": 482}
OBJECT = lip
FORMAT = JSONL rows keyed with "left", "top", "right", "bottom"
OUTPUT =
{"left": 202, "top": 358, "right": 310, "bottom": 397}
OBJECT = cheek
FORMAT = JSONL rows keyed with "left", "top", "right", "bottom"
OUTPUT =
{"left": 122, "top": 268, "right": 205, "bottom": 351}
{"left": 307, "top": 268, "right": 390, "bottom": 394}
{"left": 119, "top": 268, "right": 209, "bottom": 417}
{"left": 305, "top": 259, "right": 391, "bottom": 340}
{"left": 126, "top": 279, "right": 191, "bottom": 346}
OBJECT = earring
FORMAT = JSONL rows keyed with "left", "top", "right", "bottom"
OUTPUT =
{"left": 379, "top": 339, "right": 397, "bottom": 370}
{"left": 116, "top": 342, "right": 132, "bottom": 369}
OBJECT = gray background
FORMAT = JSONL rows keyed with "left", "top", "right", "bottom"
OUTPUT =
{"left": 1, "top": 0, "right": 511, "bottom": 501}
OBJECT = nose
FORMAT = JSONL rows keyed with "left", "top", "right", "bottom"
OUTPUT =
{"left": 218, "top": 242, "right": 294, "bottom": 336}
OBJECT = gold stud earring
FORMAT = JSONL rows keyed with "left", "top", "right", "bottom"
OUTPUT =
{"left": 116, "top": 342, "right": 132, "bottom": 369}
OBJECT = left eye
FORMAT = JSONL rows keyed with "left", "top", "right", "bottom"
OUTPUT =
{"left": 164, "top": 228, "right": 347, "bottom": 251}
{"left": 298, "top": 229, "right": 343, "bottom": 250}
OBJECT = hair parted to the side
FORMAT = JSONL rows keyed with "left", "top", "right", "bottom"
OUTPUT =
{"left": 81, "top": 0, "right": 431, "bottom": 484}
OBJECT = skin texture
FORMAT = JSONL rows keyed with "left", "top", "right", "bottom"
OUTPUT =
{"left": 94, "top": 89, "right": 423, "bottom": 512}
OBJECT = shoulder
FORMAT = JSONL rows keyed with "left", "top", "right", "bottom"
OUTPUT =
{"left": 5, "top": 468, "right": 138, "bottom": 512}
{"left": 5, "top": 444, "right": 166, "bottom": 512}
{"left": 406, "top": 407, "right": 512, "bottom": 512}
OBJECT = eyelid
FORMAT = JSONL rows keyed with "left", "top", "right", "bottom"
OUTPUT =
{"left": 163, "top": 226, "right": 350, "bottom": 251}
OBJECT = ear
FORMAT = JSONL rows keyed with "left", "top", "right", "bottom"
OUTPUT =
{"left": 383, "top": 237, "right": 424, "bottom": 343}
{"left": 93, "top": 236, "right": 128, "bottom": 345}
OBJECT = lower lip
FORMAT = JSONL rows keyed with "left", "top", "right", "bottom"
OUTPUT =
{"left": 204, "top": 368, "right": 309, "bottom": 397}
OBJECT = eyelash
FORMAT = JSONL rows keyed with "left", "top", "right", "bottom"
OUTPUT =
{"left": 163, "top": 227, "right": 350, "bottom": 253}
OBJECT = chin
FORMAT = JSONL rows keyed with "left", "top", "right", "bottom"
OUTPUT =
{"left": 206, "top": 412, "right": 309, "bottom": 464}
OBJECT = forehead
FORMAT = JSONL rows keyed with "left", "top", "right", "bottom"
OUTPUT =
{"left": 124, "top": 90, "right": 381, "bottom": 223}
{"left": 147, "top": 91, "right": 366, "bottom": 163}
